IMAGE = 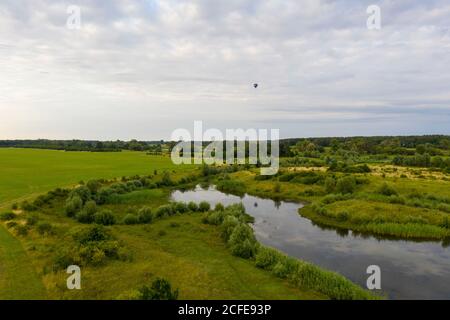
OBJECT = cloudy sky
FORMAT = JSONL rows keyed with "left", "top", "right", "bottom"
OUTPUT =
{"left": 0, "top": 0, "right": 449, "bottom": 140}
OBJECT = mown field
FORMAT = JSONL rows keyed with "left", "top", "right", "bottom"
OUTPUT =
{"left": 0, "top": 148, "right": 185, "bottom": 209}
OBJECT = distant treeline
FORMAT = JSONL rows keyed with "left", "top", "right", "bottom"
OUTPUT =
{"left": 0, "top": 139, "right": 165, "bottom": 152}
{"left": 280, "top": 135, "right": 450, "bottom": 157}
{"left": 1, "top": 135, "right": 449, "bottom": 156}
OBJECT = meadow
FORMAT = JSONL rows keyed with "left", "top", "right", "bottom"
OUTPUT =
{"left": 1, "top": 136, "right": 449, "bottom": 300}
{"left": 0, "top": 148, "right": 186, "bottom": 209}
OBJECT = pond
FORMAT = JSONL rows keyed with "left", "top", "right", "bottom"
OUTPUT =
{"left": 171, "top": 185, "right": 450, "bottom": 300}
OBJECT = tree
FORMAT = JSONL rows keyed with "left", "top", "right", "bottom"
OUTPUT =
{"left": 138, "top": 278, "right": 179, "bottom": 300}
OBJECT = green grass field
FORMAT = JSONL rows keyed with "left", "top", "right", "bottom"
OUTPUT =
{"left": 0, "top": 148, "right": 331, "bottom": 300}
{"left": 0, "top": 148, "right": 187, "bottom": 209}
{"left": 0, "top": 148, "right": 189, "bottom": 299}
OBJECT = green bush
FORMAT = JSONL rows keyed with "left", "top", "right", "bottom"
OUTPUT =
{"left": 94, "top": 210, "right": 116, "bottom": 226}
{"left": 74, "top": 225, "right": 112, "bottom": 244}
{"left": 228, "top": 223, "right": 257, "bottom": 259}
{"left": 37, "top": 222, "right": 54, "bottom": 235}
{"left": 187, "top": 201, "right": 199, "bottom": 212}
{"left": 173, "top": 202, "right": 188, "bottom": 214}
{"left": 336, "top": 211, "right": 350, "bottom": 222}
{"left": 75, "top": 210, "right": 94, "bottom": 224}
{"left": 198, "top": 201, "right": 211, "bottom": 212}
{"left": 324, "top": 177, "right": 336, "bottom": 193}
{"left": 255, "top": 247, "right": 281, "bottom": 270}
{"left": 203, "top": 211, "right": 225, "bottom": 225}
{"left": 6, "top": 221, "right": 17, "bottom": 229}
{"left": 15, "top": 225, "right": 29, "bottom": 236}
{"left": 138, "top": 278, "right": 179, "bottom": 300}
{"left": 214, "top": 203, "right": 225, "bottom": 211}
{"left": 378, "top": 183, "right": 398, "bottom": 196}
{"left": 154, "top": 205, "right": 173, "bottom": 218}
{"left": 216, "top": 179, "right": 246, "bottom": 195}
{"left": 336, "top": 176, "right": 357, "bottom": 194}
{"left": 83, "top": 200, "right": 98, "bottom": 215}
{"left": 0, "top": 212, "right": 17, "bottom": 221}
{"left": 137, "top": 207, "right": 153, "bottom": 224}
{"left": 69, "top": 185, "right": 91, "bottom": 203}
{"left": 123, "top": 214, "right": 139, "bottom": 225}
{"left": 272, "top": 258, "right": 298, "bottom": 279}
{"left": 26, "top": 214, "right": 39, "bottom": 226}
{"left": 65, "top": 195, "right": 83, "bottom": 217}
{"left": 220, "top": 215, "right": 240, "bottom": 241}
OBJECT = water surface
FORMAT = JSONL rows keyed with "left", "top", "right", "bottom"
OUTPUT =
{"left": 171, "top": 185, "right": 450, "bottom": 300}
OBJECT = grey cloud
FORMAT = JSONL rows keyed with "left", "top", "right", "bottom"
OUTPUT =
{"left": 0, "top": 0, "right": 449, "bottom": 140}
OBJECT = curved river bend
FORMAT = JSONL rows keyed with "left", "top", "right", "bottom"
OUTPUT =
{"left": 171, "top": 185, "right": 450, "bottom": 300}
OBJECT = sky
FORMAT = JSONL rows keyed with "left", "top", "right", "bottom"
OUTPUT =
{"left": 0, "top": 0, "right": 449, "bottom": 140}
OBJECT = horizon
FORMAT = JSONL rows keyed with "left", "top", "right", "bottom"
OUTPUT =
{"left": 1, "top": 133, "right": 449, "bottom": 143}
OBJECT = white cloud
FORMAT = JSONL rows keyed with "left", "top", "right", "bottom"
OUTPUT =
{"left": 0, "top": 0, "right": 449, "bottom": 139}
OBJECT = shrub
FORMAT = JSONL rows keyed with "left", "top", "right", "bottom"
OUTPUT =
{"left": 228, "top": 224, "right": 257, "bottom": 259}
{"left": 123, "top": 214, "right": 139, "bottom": 225}
{"left": 255, "top": 247, "right": 280, "bottom": 270}
{"left": 198, "top": 201, "right": 211, "bottom": 212}
{"left": 11, "top": 203, "right": 18, "bottom": 210}
{"left": 21, "top": 201, "right": 37, "bottom": 211}
{"left": 26, "top": 214, "right": 39, "bottom": 226}
{"left": 138, "top": 278, "right": 179, "bottom": 300}
{"left": 75, "top": 210, "right": 94, "bottom": 224}
{"left": 173, "top": 202, "right": 188, "bottom": 214}
{"left": 378, "top": 183, "right": 398, "bottom": 196}
{"left": 187, "top": 201, "right": 199, "bottom": 212}
{"left": 324, "top": 177, "right": 336, "bottom": 193}
{"left": 37, "top": 222, "right": 54, "bottom": 235}
{"left": 214, "top": 203, "right": 225, "bottom": 211}
{"left": 220, "top": 215, "right": 240, "bottom": 241}
{"left": 216, "top": 179, "right": 246, "bottom": 194}
{"left": 94, "top": 210, "right": 116, "bottom": 226}
{"left": 336, "top": 176, "right": 357, "bottom": 194}
{"left": 6, "top": 221, "right": 17, "bottom": 229}
{"left": 86, "top": 180, "right": 101, "bottom": 194}
{"left": 69, "top": 186, "right": 91, "bottom": 203}
{"left": 65, "top": 195, "right": 83, "bottom": 217}
{"left": 137, "top": 207, "right": 153, "bottom": 224}
{"left": 0, "top": 212, "right": 17, "bottom": 221}
{"left": 336, "top": 211, "right": 350, "bottom": 222}
{"left": 441, "top": 216, "right": 450, "bottom": 229}
{"left": 272, "top": 257, "right": 299, "bottom": 279}
{"left": 83, "top": 200, "right": 98, "bottom": 215}
{"left": 15, "top": 225, "right": 29, "bottom": 236}
{"left": 154, "top": 205, "right": 173, "bottom": 218}
{"left": 160, "top": 172, "right": 173, "bottom": 186}
{"left": 203, "top": 211, "right": 225, "bottom": 225}
{"left": 74, "top": 225, "right": 111, "bottom": 244}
